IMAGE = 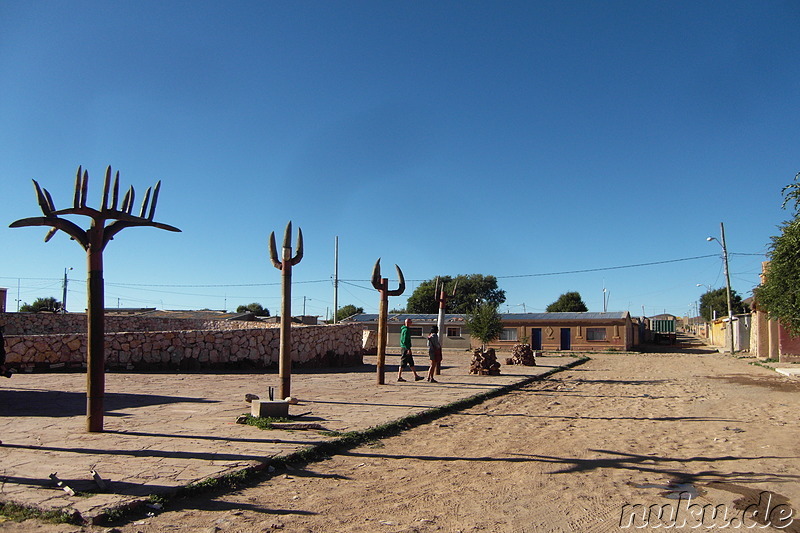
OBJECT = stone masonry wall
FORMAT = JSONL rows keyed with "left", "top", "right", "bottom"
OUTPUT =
{"left": 0, "top": 313, "right": 260, "bottom": 335}
{"left": 1, "top": 313, "right": 364, "bottom": 372}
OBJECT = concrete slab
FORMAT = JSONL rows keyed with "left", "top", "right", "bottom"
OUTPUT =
{"left": 774, "top": 367, "right": 800, "bottom": 378}
{"left": 0, "top": 352, "right": 580, "bottom": 523}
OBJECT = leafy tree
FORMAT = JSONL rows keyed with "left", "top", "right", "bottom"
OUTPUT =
{"left": 465, "top": 302, "right": 504, "bottom": 349}
{"left": 236, "top": 302, "right": 270, "bottom": 316}
{"left": 19, "top": 297, "right": 61, "bottom": 313}
{"left": 754, "top": 172, "right": 800, "bottom": 334}
{"left": 335, "top": 304, "right": 364, "bottom": 322}
{"left": 699, "top": 288, "right": 749, "bottom": 322}
{"left": 546, "top": 291, "right": 588, "bottom": 312}
{"left": 406, "top": 274, "right": 505, "bottom": 314}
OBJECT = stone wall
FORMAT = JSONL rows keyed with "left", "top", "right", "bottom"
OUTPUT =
{"left": 1, "top": 313, "right": 364, "bottom": 372}
{"left": 0, "top": 312, "right": 262, "bottom": 335}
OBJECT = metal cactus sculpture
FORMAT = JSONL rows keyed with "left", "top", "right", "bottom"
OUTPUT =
{"left": 269, "top": 221, "right": 303, "bottom": 399}
{"left": 434, "top": 277, "right": 458, "bottom": 376}
{"left": 10, "top": 166, "right": 180, "bottom": 432}
{"left": 371, "top": 258, "right": 405, "bottom": 385}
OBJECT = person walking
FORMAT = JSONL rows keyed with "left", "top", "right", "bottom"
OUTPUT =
{"left": 397, "top": 318, "right": 423, "bottom": 382}
{"left": 426, "top": 325, "right": 442, "bottom": 383}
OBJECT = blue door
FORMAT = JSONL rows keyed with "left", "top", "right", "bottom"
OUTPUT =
{"left": 560, "top": 328, "right": 571, "bottom": 350}
{"left": 531, "top": 328, "right": 542, "bottom": 350}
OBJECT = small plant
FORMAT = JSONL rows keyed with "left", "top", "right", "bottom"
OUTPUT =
{"left": 0, "top": 502, "right": 77, "bottom": 524}
{"left": 241, "top": 414, "right": 292, "bottom": 430}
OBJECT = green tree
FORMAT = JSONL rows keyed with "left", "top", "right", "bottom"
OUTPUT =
{"left": 465, "top": 302, "right": 504, "bottom": 349}
{"left": 236, "top": 302, "right": 270, "bottom": 316}
{"left": 19, "top": 297, "right": 61, "bottom": 313}
{"left": 546, "top": 291, "right": 588, "bottom": 312}
{"left": 699, "top": 288, "right": 749, "bottom": 322}
{"left": 335, "top": 304, "right": 364, "bottom": 322}
{"left": 406, "top": 274, "right": 505, "bottom": 314}
{"left": 754, "top": 172, "right": 800, "bottom": 334}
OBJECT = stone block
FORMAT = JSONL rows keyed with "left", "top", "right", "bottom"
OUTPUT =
{"left": 251, "top": 400, "right": 289, "bottom": 418}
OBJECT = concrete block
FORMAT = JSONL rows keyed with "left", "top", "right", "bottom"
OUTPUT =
{"left": 251, "top": 400, "right": 289, "bottom": 418}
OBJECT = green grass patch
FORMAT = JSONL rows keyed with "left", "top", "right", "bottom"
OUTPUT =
{"left": 240, "top": 414, "right": 292, "bottom": 430}
{"left": 0, "top": 502, "right": 78, "bottom": 524}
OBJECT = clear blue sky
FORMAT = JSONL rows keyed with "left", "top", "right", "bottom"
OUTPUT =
{"left": 1, "top": 1, "right": 798, "bottom": 318}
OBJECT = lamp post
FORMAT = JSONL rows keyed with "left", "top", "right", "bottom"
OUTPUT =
{"left": 707, "top": 223, "right": 735, "bottom": 353}
{"left": 62, "top": 267, "right": 73, "bottom": 313}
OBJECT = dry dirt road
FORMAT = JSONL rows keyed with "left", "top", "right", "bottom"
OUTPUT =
{"left": 3, "top": 353, "right": 799, "bottom": 532}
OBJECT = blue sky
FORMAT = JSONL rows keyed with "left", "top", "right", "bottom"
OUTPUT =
{"left": 1, "top": 1, "right": 798, "bottom": 318}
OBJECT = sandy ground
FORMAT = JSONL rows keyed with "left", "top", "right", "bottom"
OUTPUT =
{"left": 3, "top": 352, "right": 799, "bottom": 532}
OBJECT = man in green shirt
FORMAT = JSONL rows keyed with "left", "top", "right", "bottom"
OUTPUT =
{"left": 398, "top": 318, "right": 423, "bottom": 382}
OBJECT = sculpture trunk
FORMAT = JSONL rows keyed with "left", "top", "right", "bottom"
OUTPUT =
{"left": 279, "top": 245, "right": 292, "bottom": 399}
{"left": 86, "top": 243, "right": 105, "bottom": 432}
{"left": 376, "top": 280, "right": 388, "bottom": 385}
{"left": 370, "top": 259, "right": 404, "bottom": 385}
{"left": 436, "top": 290, "right": 446, "bottom": 375}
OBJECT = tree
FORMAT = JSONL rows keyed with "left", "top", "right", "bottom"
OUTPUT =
{"left": 546, "top": 291, "right": 588, "bottom": 312}
{"left": 754, "top": 172, "right": 800, "bottom": 334}
{"left": 236, "top": 302, "right": 270, "bottom": 316}
{"left": 698, "top": 288, "right": 749, "bottom": 322}
{"left": 465, "top": 301, "right": 504, "bottom": 349}
{"left": 19, "top": 297, "right": 61, "bottom": 313}
{"left": 405, "top": 274, "right": 506, "bottom": 314}
{"left": 335, "top": 304, "right": 364, "bottom": 322}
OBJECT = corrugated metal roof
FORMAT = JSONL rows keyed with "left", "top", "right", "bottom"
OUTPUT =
{"left": 342, "top": 312, "right": 629, "bottom": 322}
{"left": 501, "top": 312, "right": 630, "bottom": 321}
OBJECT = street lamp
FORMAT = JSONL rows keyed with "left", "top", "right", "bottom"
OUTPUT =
{"left": 62, "top": 267, "right": 73, "bottom": 314}
{"left": 707, "top": 223, "right": 735, "bottom": 353}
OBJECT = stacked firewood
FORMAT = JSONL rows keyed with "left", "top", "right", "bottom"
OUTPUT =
{"left": 470, "top": 347, "right": 501, "bottom": 375}
{"left": 506, "top": 344, "right": 537, "bottom": 366}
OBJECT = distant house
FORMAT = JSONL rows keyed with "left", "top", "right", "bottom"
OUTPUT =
{"left": 342, "top": 312, "right": 637, "bottom": 352}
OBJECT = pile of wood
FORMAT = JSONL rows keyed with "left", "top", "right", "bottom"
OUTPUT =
{"left": 505, "top": 344, "right": 537, "bottom": 366}
{"left": 470, "top": 347, "right": 501, "bottom": 375}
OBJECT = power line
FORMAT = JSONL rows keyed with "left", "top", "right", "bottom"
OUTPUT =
{"left": 0, "top": 253, "right": 763, "bottom": 290}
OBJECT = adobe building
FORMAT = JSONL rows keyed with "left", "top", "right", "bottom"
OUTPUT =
{"left": 342, "top": 311, "right": 638, "bottom": 353}
{"left": 751, "top": 261, "right": 800, "bottom": 362}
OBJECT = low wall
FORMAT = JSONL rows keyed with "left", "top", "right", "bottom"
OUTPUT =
{"left": 1, "top": 313, "right": 364, "bottom": 371}
{"left": 0, "top": 312, "right": 260, "bottom": 335}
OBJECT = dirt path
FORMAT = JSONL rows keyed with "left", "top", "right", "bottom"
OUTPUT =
{"left": 4, "top": 353, "right": 799, "bottom": 532}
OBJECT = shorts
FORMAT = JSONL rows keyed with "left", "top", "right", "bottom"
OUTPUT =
{"left": 400, "top": 347, "right": 415, "bottom": 368}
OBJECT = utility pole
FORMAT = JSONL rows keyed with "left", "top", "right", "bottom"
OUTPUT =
{"left": 333, "top": 236, "right": 339, "bottom": 324}
{"left": 62, "top": 267, "right": 72, "bottom": 313}
{"left": 708, "top": 223, "right": 736, "bottom": 353}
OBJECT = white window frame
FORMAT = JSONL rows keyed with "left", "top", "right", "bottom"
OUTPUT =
{"left": 446, "top": 326, "right": 462, "bottom": 338}
{"left": 499, "top": 328, "right": 518, "bottom": 341}
{"left": 586, "top": 327, "right": 607, "bottom": 341}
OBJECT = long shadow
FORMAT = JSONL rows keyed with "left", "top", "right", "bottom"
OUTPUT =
{"left": 449, "top": 412, "right": 740, "bottom": 423}
{"left": 0, "top": 475, "right": 181, "bottom": 498}
{"left": 516, "top": 449, "right": 800, "bottom": 483}
{"left": 335, "top": 448, "right": 800, "bottom": 485}
{"left": 0, "top": 389, "right": 214, "bottom": 418}
{"left": 560, "top": 378, "right": 672, "bottom": 385}
{"left": 0, "top": 441, "right": 321, "bottom": 465}
{"left": 103, "top": 430, "right": 316, "bottom": 445}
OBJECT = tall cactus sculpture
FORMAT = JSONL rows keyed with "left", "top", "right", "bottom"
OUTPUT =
{"left": 435, "top": 277, "right": 458, "bottom": 375}
{"left": 9, "top": 166, "right": 180, "bottom": 432}
{"left": 371, "top": 259, "right": 405, "bottom": 385}
{"left": 269, "top": 221, "right": 304, "bottom": 399}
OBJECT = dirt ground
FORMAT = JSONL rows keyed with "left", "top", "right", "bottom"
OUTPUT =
{"left": 3, "top": 352, "right": 799, "bottom": 532}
